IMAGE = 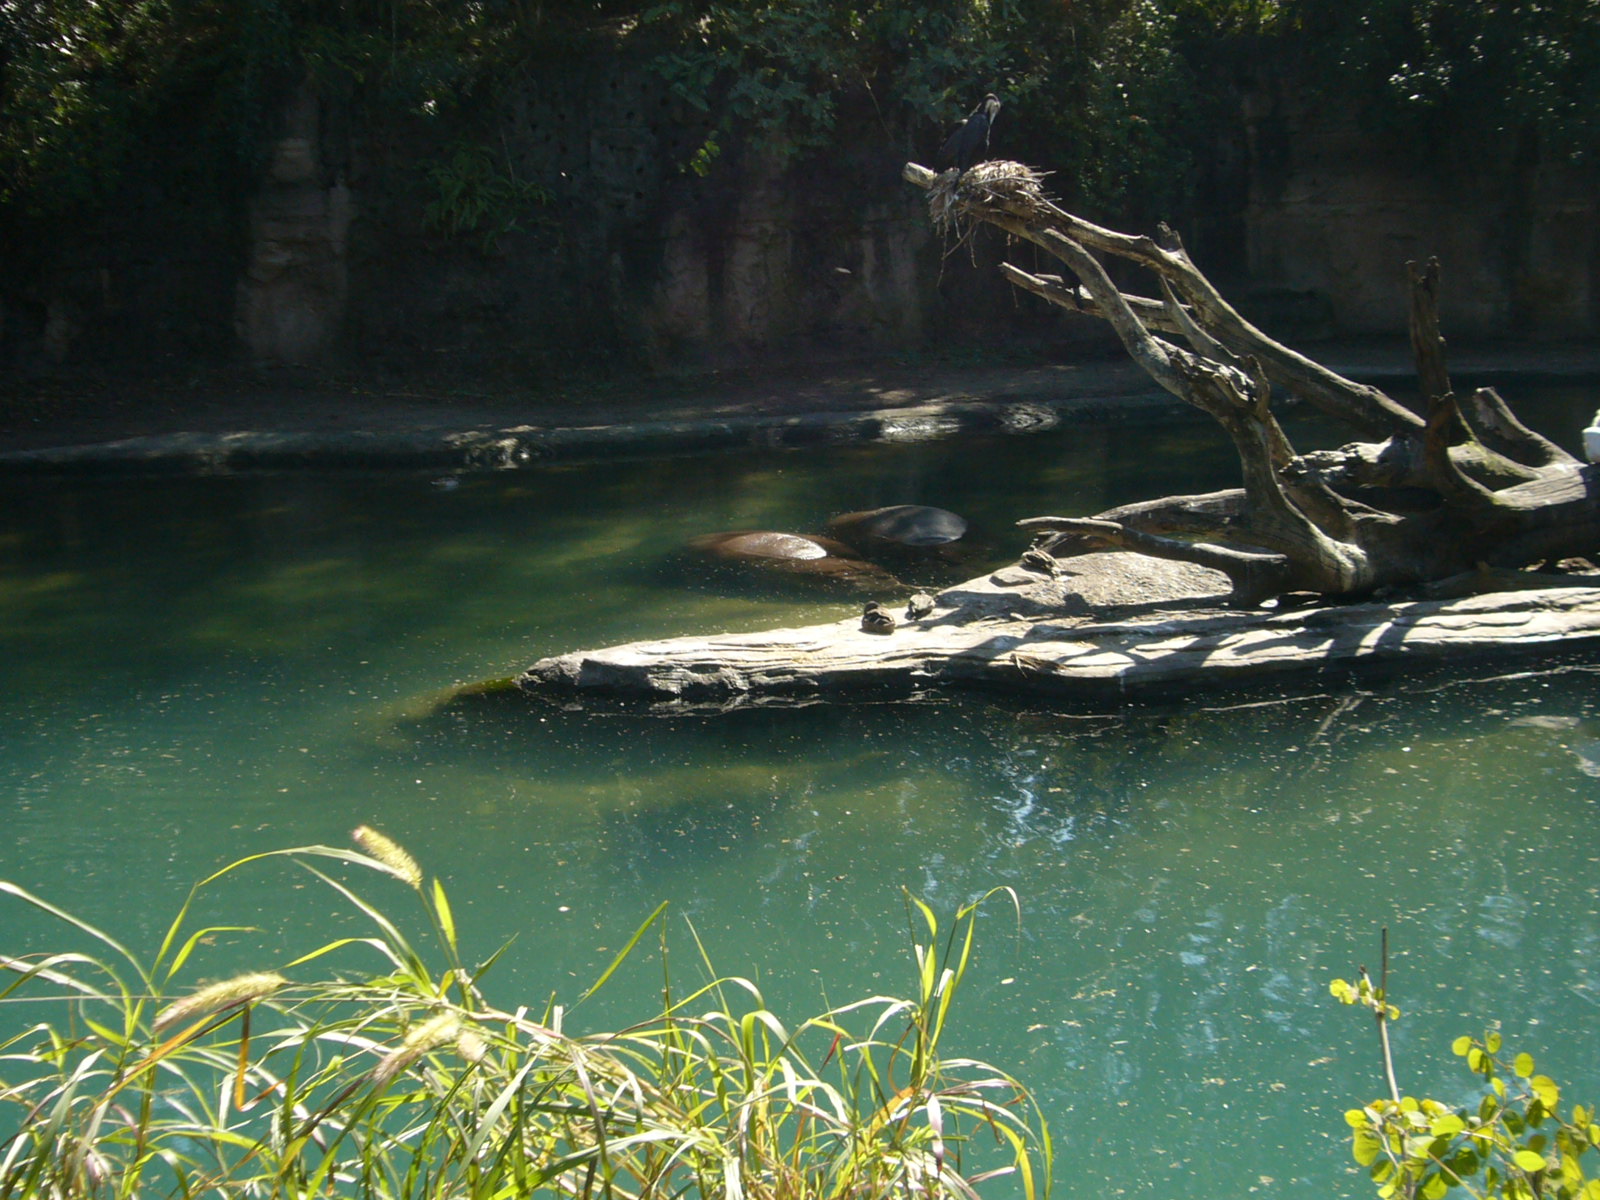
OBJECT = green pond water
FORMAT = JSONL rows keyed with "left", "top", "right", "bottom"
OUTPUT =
{"left": 2, "top": 383, "right": 1599, "bottom": 1198}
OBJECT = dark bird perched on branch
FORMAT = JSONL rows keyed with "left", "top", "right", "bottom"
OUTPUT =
{"left": 939, "top": 93, "right": 1001, "bottom": 171}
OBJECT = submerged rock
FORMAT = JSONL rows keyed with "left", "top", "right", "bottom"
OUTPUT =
{"left": 686, "top": 530, "right": 900, "bottom": 592}
{"left": 826, "top": 504, "right": 969, "bottom": 550}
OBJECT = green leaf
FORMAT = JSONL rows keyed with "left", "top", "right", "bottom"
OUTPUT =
{"left": 1531, "top": 1076, "right": 1560, "bottom": 1109}
{"left": 1561, "top": 1152, "right": 1585, "bottom": 1188}
{"left": 1514, "top": 1053, "right": 1535, "bottom": 1078}
{"left": 1348, "top": 1108, "right": 1373, "bottom": 1129}
{"left": 1486, "top": 1032, "right": 1503, "bottom": 1054}
{"left": 1469, "top": 1048, "right": 1489, "bottom": 1073}
{"left": 1406, "top": 1134, "right": 1438, "bottom": 1159}
{"left": 431, "top": 878, "right": 456, "bottom": 955}
{"left": 1515, "top": 1150, "right": 1548, "bottom": 1173}
{"left": 1423, "top": 1171, "right": 1451, "bottom": 1200}
{"left": 1452, "top": 1036, "right": 1473, "bottom": 1057}
{"left": 576, "top": 900, "right": 669, "bottom": 1005}
{"left": 1355, "top": 1130, "right": 1384, "bottom": 1166}
{"left": 1431, "top": 1114, "right": 1467, "bottom": 1138}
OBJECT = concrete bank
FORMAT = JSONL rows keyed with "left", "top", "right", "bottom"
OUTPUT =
{"left": 3, "top": 341, "right": 1597, "bottom": 474}
{"left": 0, "top": 390, "right": 1178, "bottom": 475}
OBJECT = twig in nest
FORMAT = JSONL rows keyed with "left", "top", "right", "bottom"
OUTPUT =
{"left": 929, "top": 162, "right": 1052, "bottom": 265}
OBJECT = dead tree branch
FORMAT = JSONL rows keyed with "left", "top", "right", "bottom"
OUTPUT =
{"left": 905, "top": 159, "right": 1600, "bottom": 605}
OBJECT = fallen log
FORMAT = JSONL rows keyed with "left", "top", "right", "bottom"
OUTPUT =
{"left": 517, "top": 556, "right": 1600, "bottom": 711}
{"left": 519, "top": 152, "right": 1600, "bottom": 713}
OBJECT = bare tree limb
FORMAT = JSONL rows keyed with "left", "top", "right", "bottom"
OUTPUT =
{"left": 1407, "top": 258, "right": 1453, "bottom": 405}
{"left": 906, "top": 159, "right": 1600, "bottom": 603}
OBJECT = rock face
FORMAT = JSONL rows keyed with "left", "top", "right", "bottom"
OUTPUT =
{"left": 8, "top": 49, "right": 1596, "bottom": 373}
{"left": 518, "top": 555, "right": 1600, "bottom": 710}
{"left": 1244, "top": 92, "right": 1597, "bottom": 337}
{"left": 236, "top": 83, "right": 353, "bottom": 365}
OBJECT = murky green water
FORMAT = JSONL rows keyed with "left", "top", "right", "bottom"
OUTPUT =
{"left": 2, "top": 385, "right": 1598, "bottom": 1198}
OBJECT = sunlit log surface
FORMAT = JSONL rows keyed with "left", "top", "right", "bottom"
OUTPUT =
{"left": 519, "top": 556, "right": 1600, "bottom": 709}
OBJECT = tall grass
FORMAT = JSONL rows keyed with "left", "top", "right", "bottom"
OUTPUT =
{"left": 0, "top": 831, "right": 1051, "bottom": 1200}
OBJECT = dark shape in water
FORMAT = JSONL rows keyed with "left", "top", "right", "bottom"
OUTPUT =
{"left": 827, "top": 505, "right": 968, "bottom": 550}
{"left": 687, "top": 530, "right": 899, "bottom": 593}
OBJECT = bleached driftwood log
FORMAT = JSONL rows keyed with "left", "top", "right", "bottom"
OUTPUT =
{"left": 519, "top": 555, "right": 1600, "bottom": 709}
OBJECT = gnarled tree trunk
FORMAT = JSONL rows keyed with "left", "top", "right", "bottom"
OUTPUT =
{"left": 906, "top": 160, "right": 1600, "bottom": 605}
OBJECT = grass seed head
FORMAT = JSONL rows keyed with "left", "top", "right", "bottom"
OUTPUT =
{"left": 154, "top": 971, "right": 287, "bottom": 1034}
{"left": 373, "top": 1012, "right": 462, "bottom": 1087}
{"left": 352, "top": 825, "right": 424, "bottom": 889}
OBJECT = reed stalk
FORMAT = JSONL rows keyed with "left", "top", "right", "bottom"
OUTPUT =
{"left": 0, "top": 834, "right": 1050, "bottom": 1200}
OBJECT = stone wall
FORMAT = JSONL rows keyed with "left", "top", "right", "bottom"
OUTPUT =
{"left": 332, "top": 55, "right": 1009, "bottom": 374}
{"left": 6, "top": 53, "right": 1597, "bottom": 378}
{"left": 1242, "top": 92, "right": 1598, "bottom": 339}
{"left": 205, "top": 65, "right": 1600, "bottom": 371}
{"left": 236, "top": 83, "right": 353, "bottom": 365}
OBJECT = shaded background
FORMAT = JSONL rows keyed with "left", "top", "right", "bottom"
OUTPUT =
{"left": 3, "top": 0, "right": 1598, "bottom": 381}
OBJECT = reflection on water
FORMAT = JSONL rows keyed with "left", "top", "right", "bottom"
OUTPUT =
{"left": 2, "top": 385, "right": 1599, "bottom": 1199}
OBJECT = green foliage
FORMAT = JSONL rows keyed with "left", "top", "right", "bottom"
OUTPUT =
{"left": 0, "top": 0, "right": 296, "bottom": 219}
{"left": 1334, "top": 958, "right": 1598, "bottom": 1200}
{"left": 423, "top": 142, "right": 551, "bottom": 252}
{"left": 1330, "top": 973, "right": 1402, "bottom": 1022}
{"left": 637, "top": 0, "right": 1077, "bottom": 166}
{"left": 1343, "top": 1036, "right": 1599, "bottom": 1200}
{"left": 0, "top": 834, "right": 1050, "bottom": 1199}
{"left": 1271, "top": 0, "right": 1600, "bottom": 162}
{"left": 0, "top": 0, "right": 533, "bottom": 235}
{"left": 1060, "top": 0, "right": 1208, "bottom": 220}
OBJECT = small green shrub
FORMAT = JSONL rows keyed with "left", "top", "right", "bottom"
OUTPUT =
{"left": 423, "top": 143, "right": 551, "bottom": 253}
{"left": 0, "top": 831, "right": 1049, "bottom": 1200}
{"left": 1333, "top": 942, "right": 1598, "bottom": 1200}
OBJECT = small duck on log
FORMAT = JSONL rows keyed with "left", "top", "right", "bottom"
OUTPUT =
{"left": 1020, "top": 545, "right": 1061, "bottom": 578}
{"left": 861, "top": 602, "right": 898, "bottom": 634}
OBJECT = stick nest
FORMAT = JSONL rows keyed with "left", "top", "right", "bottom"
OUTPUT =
{"left": 928, "top": 161, "right": 1050, "bottom": 237}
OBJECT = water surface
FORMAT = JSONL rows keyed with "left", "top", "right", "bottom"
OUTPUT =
{"left": 2, "top": 383, "right": 1598, "bottom": 1198}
